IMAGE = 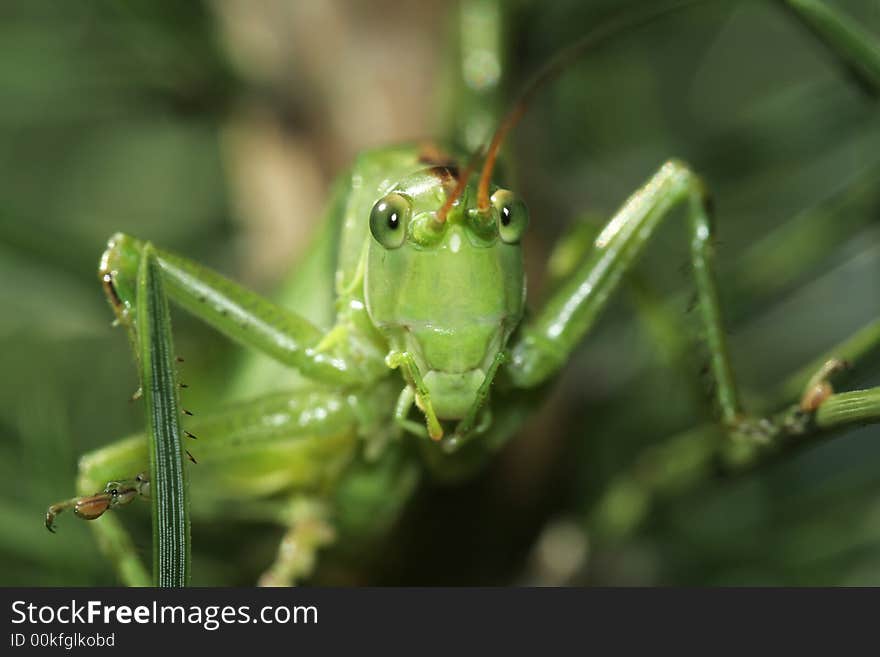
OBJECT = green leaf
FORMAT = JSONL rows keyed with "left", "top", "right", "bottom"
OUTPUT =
{"left": 137, "top": 243, "right": 191, "bottom": 587}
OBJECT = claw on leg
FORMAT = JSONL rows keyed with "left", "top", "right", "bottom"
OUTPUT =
{"left": 45, "top": 473, "right": 149, "bottom": 533}
{"left": 800, "top": 358, "right": 849, "bottom": 412}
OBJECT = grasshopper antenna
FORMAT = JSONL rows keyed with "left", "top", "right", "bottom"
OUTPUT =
{"left": 476, "top": 0, "right": 707, "bottom": 212}
{"left": 436, "top": 148, "right": 485, "bottom": 224}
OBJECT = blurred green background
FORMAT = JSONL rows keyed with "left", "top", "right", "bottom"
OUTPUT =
{"left": 0, "top": 0, "right": 878, "bottom": 586}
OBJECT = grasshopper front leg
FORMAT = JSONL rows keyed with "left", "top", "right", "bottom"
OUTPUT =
{"left": 507, "top": 160, "right": 809, "bottom": 442}
{"left": 46, "top": 473, "right": 149, "bottom": 533}
{"left": 52, "top": 242, "right": 193, "bottom": 586}
{"left": 55, "top": 384, "right": 380, "bottom": 586}
{"left": 100, "top": 233, "right": 384, "bottom": 386}
{"left": 47, "top": 231, "right": 396, "bottom": 585}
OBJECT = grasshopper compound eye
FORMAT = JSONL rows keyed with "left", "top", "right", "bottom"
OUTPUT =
{"left": 491, "top": 190, "right": 529, "bottom": 244}
{"left": 370, "top": 193, "right": 412, "bottom": 249}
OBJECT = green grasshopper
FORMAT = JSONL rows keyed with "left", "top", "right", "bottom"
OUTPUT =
{"left": 46, "top": 0, "right": 880, "bottom": 586}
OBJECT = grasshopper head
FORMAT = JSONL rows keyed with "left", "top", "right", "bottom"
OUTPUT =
{"left": 365, "top": 166, "right": 527, "bottom": 422}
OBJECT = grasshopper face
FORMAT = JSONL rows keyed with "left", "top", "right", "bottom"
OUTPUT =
{"left": 365, "top": 167, "right": 527, "bottom": 420}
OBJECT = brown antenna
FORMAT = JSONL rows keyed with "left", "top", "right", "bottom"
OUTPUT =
{"left": 435, "top": 148, "right": 485, "bottom": 223}
{"left": 476, "top": 0, "right": 707, "bottom": 211}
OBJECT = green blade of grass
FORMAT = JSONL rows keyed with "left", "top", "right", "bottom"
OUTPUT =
{"left": 782, "top": 0, "right": 880, "bottom": 94}
{"left": 137, "top": 243, "right": 191, "bottom": 587}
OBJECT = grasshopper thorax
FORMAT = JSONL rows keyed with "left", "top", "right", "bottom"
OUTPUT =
{"left": 364, "top": 167, "right": 527, "bottom": 421}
